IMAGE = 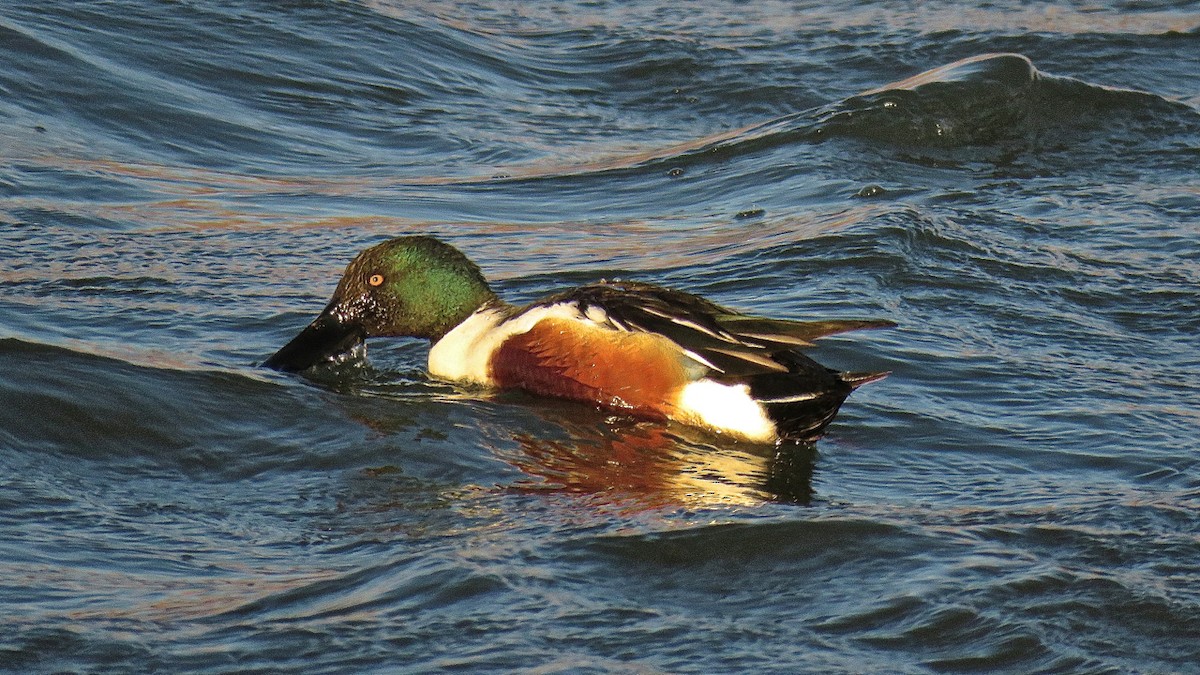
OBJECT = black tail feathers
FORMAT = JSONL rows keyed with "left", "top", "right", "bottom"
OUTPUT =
{"left": 839, "top": 371, "right": 890, "bottom": 389}
{"left": 748, "top": 356, "right": 889, "bottom": 442}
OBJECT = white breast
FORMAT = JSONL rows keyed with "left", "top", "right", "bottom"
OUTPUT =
{"left": 426, "top": 304, "right": 584, "bottom": 385}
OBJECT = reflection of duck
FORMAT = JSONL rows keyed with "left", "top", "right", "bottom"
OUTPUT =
{"left": 501, "top": 410, "right": 819, "bottom": 508}
{"left": 266, "top": 236, "right": 891, "bottom": 442}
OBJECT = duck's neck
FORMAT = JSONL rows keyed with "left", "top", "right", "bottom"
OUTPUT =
{"left": 427, "top": 301, "right": 512, "bottom": 385}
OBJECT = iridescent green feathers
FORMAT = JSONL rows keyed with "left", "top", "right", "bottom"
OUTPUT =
{"left": 333, "top": 236, "right": 498, "bottom": 340}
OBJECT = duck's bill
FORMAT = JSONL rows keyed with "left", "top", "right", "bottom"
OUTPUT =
{"left": 263, "top": 310, "right": 365, "bottom": 372}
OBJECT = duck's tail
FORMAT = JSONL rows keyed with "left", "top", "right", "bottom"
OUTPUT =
{"left": 839, "top": 370, "right": 891, "bottom": 390}
{"left": 749, "top": 358, "right": 890, "bottom": 443}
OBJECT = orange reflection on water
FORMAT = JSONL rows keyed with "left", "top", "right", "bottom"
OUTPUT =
{"left": 504, "top": 415, "right": 816, "bottom": 511}
{"left": 342, "top": 394, "right": 817, "bottom": 512}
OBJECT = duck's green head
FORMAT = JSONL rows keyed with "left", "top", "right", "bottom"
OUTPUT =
{"left": 264, "top": 236, "right": 496, "bottom": 372}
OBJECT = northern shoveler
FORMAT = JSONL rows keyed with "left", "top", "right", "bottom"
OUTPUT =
{"left": 264, "top": 236, "right": 892, "bottom": 443}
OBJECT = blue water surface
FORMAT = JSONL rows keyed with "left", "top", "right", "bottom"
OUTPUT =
{"left": 2, "top": 1, "right": 1199, "bottom": 673}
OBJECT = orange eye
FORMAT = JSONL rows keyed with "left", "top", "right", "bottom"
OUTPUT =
{"left": 368, "top": 274, "right": 384, "bottom": 287}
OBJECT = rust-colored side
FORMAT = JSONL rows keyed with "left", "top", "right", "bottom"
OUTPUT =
{"left": 490, "top": 318, "right": 693, "bottom": 419}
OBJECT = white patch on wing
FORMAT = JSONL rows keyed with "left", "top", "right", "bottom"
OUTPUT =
{"left": 756, "top": 391, "right": 820, "bottom": 404}
{"left": 680, "top": 348, "right": 721, "bottom": 372}
{"left": 584, "top": 305, "right": 608, "bottom": 325}
{"left": 426, "top": 303, "right": 586, "bottom": 385}
{"left": 677, "top": 379, "right": 776, "bottom": 442}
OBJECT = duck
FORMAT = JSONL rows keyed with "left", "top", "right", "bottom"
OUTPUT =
{"left": 264, "top": 235, "right": 892, "bottom": 443}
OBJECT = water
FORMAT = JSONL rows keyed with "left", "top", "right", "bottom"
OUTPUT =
{"left": 2, "top": 1, "right": 1199, "bottom": 672}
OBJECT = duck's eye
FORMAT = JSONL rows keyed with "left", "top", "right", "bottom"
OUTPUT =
{"left": 368, "top": 273, "right": 385, "bottom": 287}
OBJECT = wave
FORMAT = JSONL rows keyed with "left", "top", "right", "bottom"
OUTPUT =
{"left": 0, "top": 338, "right": 347, "bottom": 478}
{"left": 804, "top": 52, "right": 1199, "bottom": 147}
{"left": 7, "top": 4, "right": 1194, "bottom": 181}
{"left": 680, "top": 52, "right": 1196, "bottom": 158}
{"left": 431, "top": 52, "right": 1200, "bottom": 185}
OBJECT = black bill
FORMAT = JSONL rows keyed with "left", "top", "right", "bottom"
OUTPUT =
{"left": 263, "top": 306, "right": 365, "bottom": 372}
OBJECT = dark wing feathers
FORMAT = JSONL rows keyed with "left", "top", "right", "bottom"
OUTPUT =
{"left": 536, "top": 281, "right": 891, "bottom": 378}
{"left": 713, "top": 316, "right": 897, "bottom": 347}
